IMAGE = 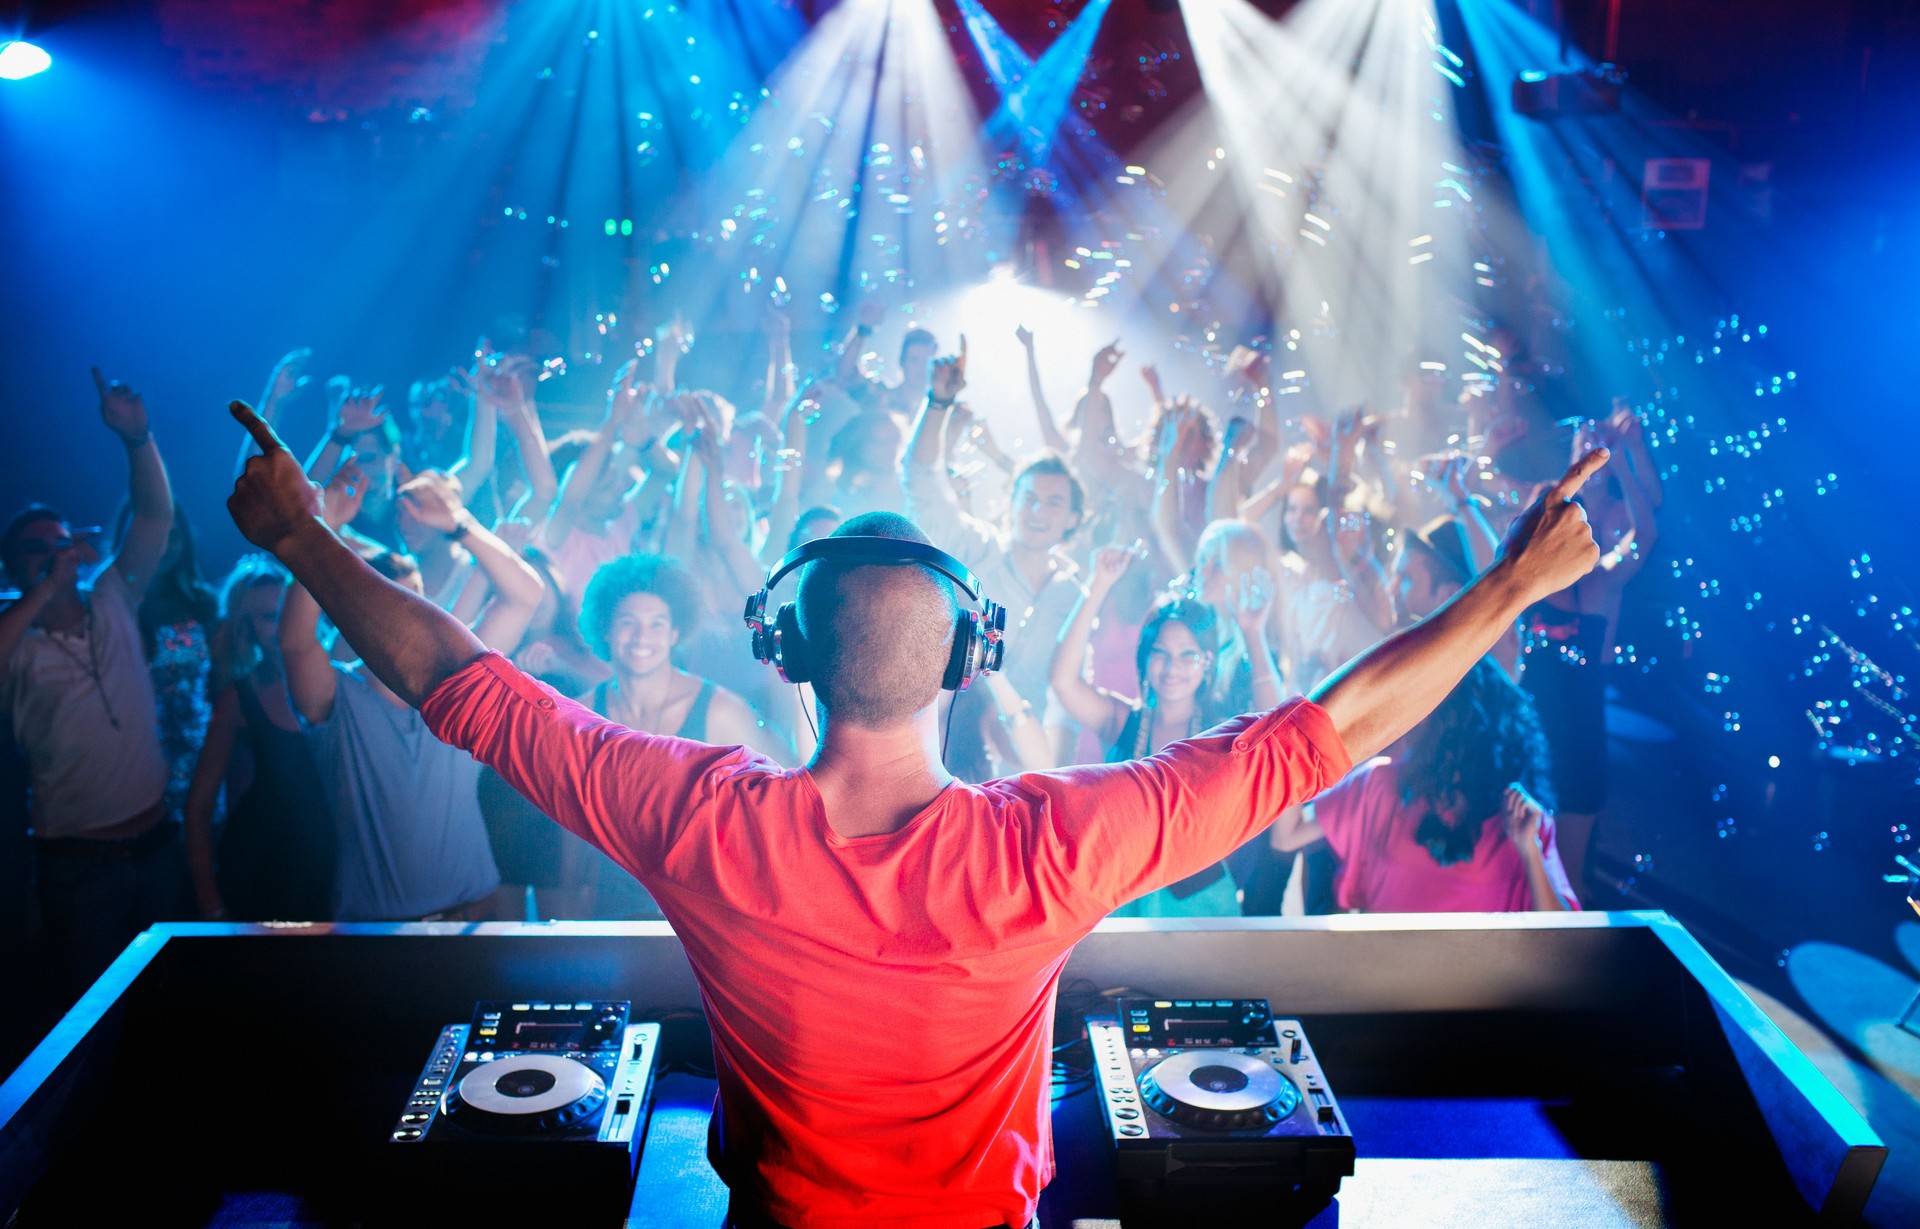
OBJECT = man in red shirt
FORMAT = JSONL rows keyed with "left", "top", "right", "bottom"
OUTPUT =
{"left": 225, "top": 390, "right": 1606, "bottom": 1229}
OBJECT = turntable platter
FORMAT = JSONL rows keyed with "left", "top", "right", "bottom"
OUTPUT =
{"left": 446, "top": 1054, "right": 609, "bottom": 1131}
{"left": 1138, "top": 1050, "right": 1301, "bottom": 1130}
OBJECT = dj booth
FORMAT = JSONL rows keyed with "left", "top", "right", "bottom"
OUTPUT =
{"left": 0, "top": 912, "right": 1884, "bottom": 1226}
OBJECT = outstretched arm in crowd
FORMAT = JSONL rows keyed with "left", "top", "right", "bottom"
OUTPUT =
{"left": 687, "top": 395, "right": 763, "bottom": 600}
{"left": 278, "top": 459, "right": 373, "bottom": 722}
{"left": 95, "top": 367, "right": 173, "bottom": 596}
{"left": 235, "top": 348, "right": 310, "bottom": 479}
{"left": 446, "top": 367, "right": 500, "bottom": 500}
{"left": 1016, "top": 326, "right": 1071, "bottom": 456}
{"left": 1311, "top": 449, "right": 1608, "bottom": 764}
{"left": 1048, "top": 546, "right": 1141, "bottom": 746}
{"left": 903, "top": 341, "right": 996, "bottom": 555}
{"left": 758, "top": 397, "right": 816, "bottom": 567}
{"left": 547, "top": 364, "right": 644, "bottom": 545}
{"left": 399, "top": 469, "right": 544, "bottom": 654}
{"left": 234, "top": 403, "right": 485, "bottom": 712}
{"left": 304, "top": 385, "right": 385, "bottom": 483}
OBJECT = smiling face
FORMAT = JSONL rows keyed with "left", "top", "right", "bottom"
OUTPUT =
{"left": 1143, "top": 619, "right": 1211, "bottom": 706}
{"left": 608, "top": 591, "right": 677, "bottom": 679}
{"left": 1011, "top": 472, "right": 1078, "bottom": 551}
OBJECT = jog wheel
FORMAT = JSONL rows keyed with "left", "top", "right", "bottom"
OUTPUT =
{"left": 1138, "top": 1050, "right": 1300, "bottom": 1131}
{"left": 442, "top": 1054, "right": 608, "bottom": 1133}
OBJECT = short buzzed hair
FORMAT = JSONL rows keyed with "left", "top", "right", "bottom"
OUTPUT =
{"left": 795, "top": 512, "right": 959, "bottom": 726}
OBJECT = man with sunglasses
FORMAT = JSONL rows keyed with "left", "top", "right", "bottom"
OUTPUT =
{"left": 1, "top": 368, "right": 180, "bottom": 996}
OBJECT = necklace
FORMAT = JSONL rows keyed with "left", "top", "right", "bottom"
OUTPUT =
{"left": 42, "top": 598, "right": 122, "bottom": 731}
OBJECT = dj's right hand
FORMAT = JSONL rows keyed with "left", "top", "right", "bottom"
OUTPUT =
{"left": 1494, "top": 448, "right": 1608, "bottom": 602}
{"left": 229, "top": 399, "right": 324, "bottom": 554}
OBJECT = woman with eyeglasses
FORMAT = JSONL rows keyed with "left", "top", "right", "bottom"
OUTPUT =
{"left": 1050, "top": 545, "right": 1274, "bottom": 916}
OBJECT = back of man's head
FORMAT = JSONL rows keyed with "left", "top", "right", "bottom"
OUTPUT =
{"left": 796, "top": 512, "right": 959, "bottom": 727}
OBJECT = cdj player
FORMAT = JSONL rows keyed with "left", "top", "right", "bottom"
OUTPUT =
{"left": 1088, "top": 998, "right": 1354, "bottom": 1226}
{"left": 387, "top": 1000, "right": 659, "bottom": 1221}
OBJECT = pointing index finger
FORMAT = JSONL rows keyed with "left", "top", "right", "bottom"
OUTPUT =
{"left": 230, "top": 399, "right": 291, "bottom": 456}
{"left": 91, "top": 367, "right": 108, "bottom": 397}
{"left": 1550, "top": 447, "right": 1611, "bottom": 503}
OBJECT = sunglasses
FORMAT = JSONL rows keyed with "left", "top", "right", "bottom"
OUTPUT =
{"left": 13, "top": 526, "right": 102, "bottom": 556}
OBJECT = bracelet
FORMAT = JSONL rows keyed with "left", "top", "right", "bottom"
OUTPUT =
{"left": 445, "top": 514, "right": 475, "bottom": 542}
{"left": 855, "top": 324, "right": 875, "bottom": 337}
{"left": 926, "top": 395, "right": 955, "bottom": 410}
{"left": 120, "top": 431, "right": 152, "bottom": 449}
{"left": 329, "top": 429, "right": 358, "bottom": 446}
{"left": 998, "top": 702, "right": 1036, "bottom": 726}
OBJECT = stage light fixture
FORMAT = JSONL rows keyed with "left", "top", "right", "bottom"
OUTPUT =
{"left": 0, "top": 40, "right": 52, "bottom": 80}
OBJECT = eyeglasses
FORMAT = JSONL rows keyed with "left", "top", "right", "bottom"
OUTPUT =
{"left": 13, "top": 526, "right": 100, "bottom": 556}
{"left": 1146, "top": 649, "right": 1209, "bottom": 668}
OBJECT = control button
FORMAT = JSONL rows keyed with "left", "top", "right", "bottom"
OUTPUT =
{"left": 615, "top": 1097, "right": 633, "bottom": 1115}
{"left": 400, "top": 1112, "right": 430, "bottom": 1125}
{"left": 1153, "top": 1001, "right": 1171, "bottom": 1009}
{"left": 1174, "top": 1000, "right": 1193, "bottom": 1008}
{"left": 1119, "top": 1124, "right": 1146, "bottom": 1137}
{"left": 1290, "top": 1036, "right": 1304, "bottom": 1062}
{"left": 1318, "top": 1105, "right": 1337, "bottom": 1124}
{"left": 392, "top": 1129, "right": 422, "bottom": 1142}
{"left": 1114, "top": 1107, "right": 1140, "bottom": 1120}
{"left": 512, "top": 1004, "right": 530, "bottom": 1011}
{"left": 1130, "top": 1024, "right": 1150, "bottom": 1033}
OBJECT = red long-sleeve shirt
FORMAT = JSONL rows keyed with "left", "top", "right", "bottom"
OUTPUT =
{"left": 421, "top": 652, "right": 1352, "bottom": 1229}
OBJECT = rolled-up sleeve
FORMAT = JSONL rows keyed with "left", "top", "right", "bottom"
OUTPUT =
{"left": 419, "top": 652, "right": 757, "bottom": 876}
{"left": 1022, "top": 698, "right": 1354, "bottom": 915}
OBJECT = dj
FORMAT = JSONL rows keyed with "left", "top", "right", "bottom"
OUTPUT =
{"left": 225, "top": 362, "right": 1607, "bottom": 1229}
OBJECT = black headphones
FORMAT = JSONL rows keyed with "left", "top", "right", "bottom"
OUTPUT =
{"left": 743, "top": 536, "right": 1008, "bottom": 693}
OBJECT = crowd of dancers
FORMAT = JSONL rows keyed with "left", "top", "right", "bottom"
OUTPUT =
{"left": 1, "top": 300, "right": 1662, "bottom": 998}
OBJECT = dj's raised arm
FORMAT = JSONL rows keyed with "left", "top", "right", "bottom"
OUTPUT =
{"left": 226, "top": 400, "right": 484, "bottom": 707}
{"left": 1311, "top": 448, "right": 1609, "bottom": 764}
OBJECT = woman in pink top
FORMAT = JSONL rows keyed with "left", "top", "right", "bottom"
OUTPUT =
{"left": 1274, "top": 657, "right": 1579, "bottom": 913}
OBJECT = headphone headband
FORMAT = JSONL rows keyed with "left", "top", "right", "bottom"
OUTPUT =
{"left": 744, "top": 535, "right": 1006, "bottom": 693}
{"left": 762, "top": 536, "right": 985, "bottom": 603}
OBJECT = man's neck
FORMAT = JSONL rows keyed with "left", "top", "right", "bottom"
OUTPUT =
{"left": 808, "top": 707, "right": 952, "bottom": 839}
{"left": 1008, "top": 540, "right": 1056, "bottom": 593}
{"left": 35, "top": 589, "right": 86, "bottom": 634}
{"left": 611, "top": 665, "right": 679, "bottom": 707}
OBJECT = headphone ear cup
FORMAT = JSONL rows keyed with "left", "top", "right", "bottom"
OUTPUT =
{"left": 943, "top": 612, "right": 977, "bottom": 692}
{"left": 773, "top": 602, "right": 810, "bottom": 684}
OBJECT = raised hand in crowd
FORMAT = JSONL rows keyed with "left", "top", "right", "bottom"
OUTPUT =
{"left": 1502, "top": 784, "right": 1573, "bottom": 911}
{"left": 91, "top": 366, "right": 172, "bottom": 596}
{"left": 928, "top": 336, "right": 968, "bottom": 404}
{"left": 322, "top": 460, "right": 368, "bottom": 531}
{"left": 1088, "top": 339, "right": 1124, "bottom": 392}
{"left": 1312, "top": 447, "right": 1607, "bottom": 764}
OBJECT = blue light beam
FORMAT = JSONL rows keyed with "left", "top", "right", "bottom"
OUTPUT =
{"left": 958, "top": 0, "right": 1113, "bottom": 169}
